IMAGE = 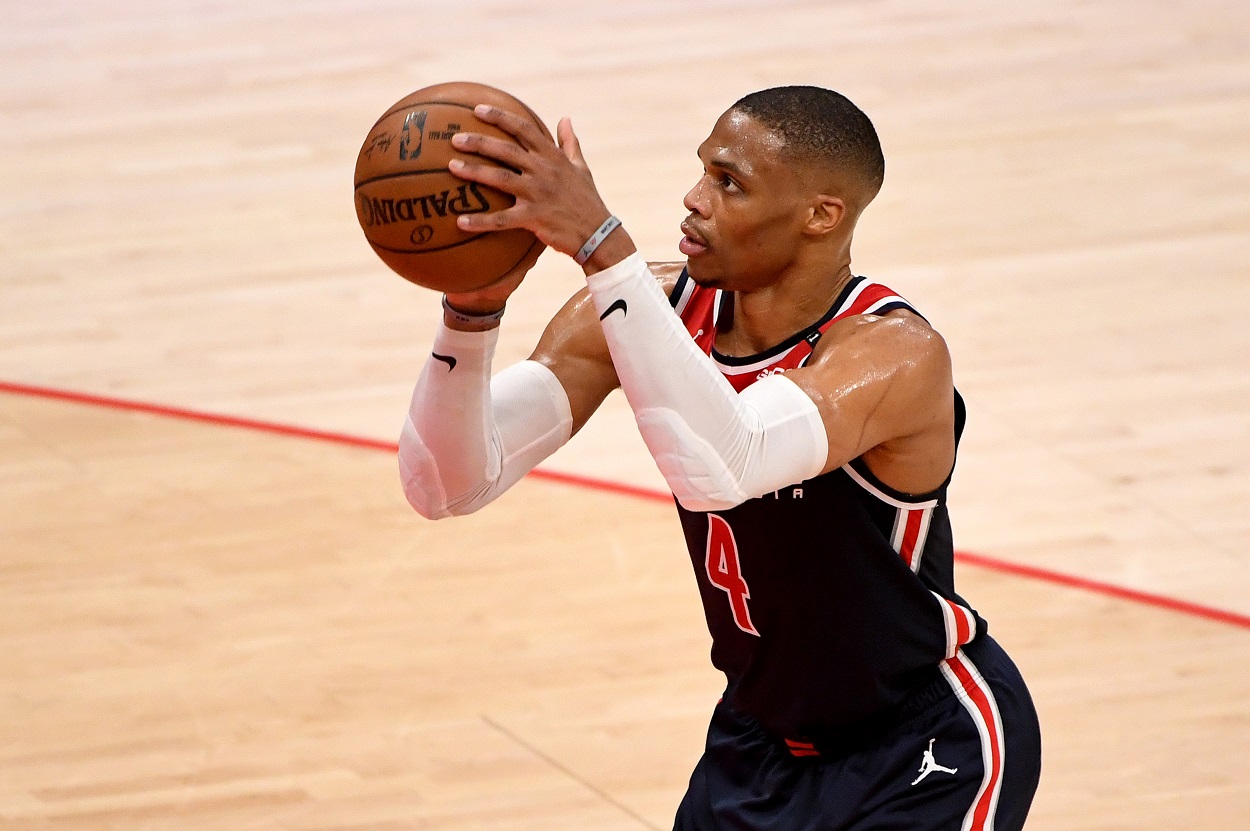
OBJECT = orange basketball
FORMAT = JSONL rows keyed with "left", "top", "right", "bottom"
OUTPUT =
{"left": 353, "top": 82, "right": 549, "bottom": 293}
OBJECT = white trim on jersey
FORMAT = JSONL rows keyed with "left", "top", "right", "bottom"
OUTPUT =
{"left": 834, "top": 278, "right": 912, "bottom": 317}
{"left": 713, "top": 345, "right": 804, "bottom": 377}
{"left": 670, "top": 271, "right": 697, "bottom": 315}
{"left": 836, "top": 278, "right": 873, "bottom": 314}
{"left": 936, "top": 595, "right": 958, "bottom": 659}
{"left": 840, "top": 462, "right": 940, "bottom": 510}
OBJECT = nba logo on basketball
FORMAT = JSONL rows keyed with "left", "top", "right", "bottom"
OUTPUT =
{"left": 399, "top": 110, "right": 428, "bottom": 161}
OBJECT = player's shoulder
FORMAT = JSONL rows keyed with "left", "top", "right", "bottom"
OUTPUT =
{"left": 811, "top": 306, "right": 949, "bottom": 368}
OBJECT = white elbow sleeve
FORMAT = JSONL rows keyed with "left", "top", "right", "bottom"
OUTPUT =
{"left": 399, "top": 323, "right": 572, "bottom": 519}
{"left": 488, "top": 359, "right": 575, "bottom": 495}
{"left": 636, "top": 374, "right": 827, "bottom": 512}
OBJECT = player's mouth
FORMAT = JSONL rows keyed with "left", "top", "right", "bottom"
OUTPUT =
{"left": 679, "top": 220, "right": 709, "bottom": 257}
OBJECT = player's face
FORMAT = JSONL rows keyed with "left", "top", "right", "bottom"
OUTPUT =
{"left": 680, "top": 110, "right": 812, "bottom": 290}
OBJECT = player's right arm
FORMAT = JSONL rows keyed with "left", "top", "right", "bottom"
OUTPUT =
{"left": 398, "top": 262, "right": 681, "bottom": 519}
{"left": 397, "top": 305, "right": 575, "bottom": 519}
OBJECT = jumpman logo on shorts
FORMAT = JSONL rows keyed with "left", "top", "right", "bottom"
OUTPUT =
{"left": 910, "top": 738, "right": 959, "bottom": 786}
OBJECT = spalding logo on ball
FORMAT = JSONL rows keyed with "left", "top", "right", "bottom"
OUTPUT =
{"left": 353, "top": 81, "right": 550, "bottom": 293}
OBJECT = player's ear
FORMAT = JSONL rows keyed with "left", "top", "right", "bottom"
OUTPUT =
{"left": 804, "top": 195, "right": 846, "bottom": 236}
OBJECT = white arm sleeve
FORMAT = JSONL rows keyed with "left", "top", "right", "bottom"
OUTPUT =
{"left": 585, "top": 253, "right": 829, "bottom": 512}
{"left": 398, "top": 323, "right": 573, "bottom": 519}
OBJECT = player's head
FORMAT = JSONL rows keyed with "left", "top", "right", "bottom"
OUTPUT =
{"left": 732, "top": 86, "right": 884, "bottom": 204}
{"left": 681, "top": 86, "right": 884, "bottom": 289}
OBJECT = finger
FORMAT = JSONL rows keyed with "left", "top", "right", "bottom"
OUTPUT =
{"left": 447, "top": 157, "right": 526, "bottom": 198}
{"left": 455, "top": 204, "right": 526, "bottom": 234}
{"left": 450, "top": 131, "right": 529, "bottom": 170}
{"left": 556, "top": 117, "right": 587, "bottom": 167}
{"left": 472, "top": 104, "right": 550, "bottom": 151}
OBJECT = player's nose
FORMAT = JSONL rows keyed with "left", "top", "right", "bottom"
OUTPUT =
{"left": 682, "top": 176, "right": 710, "bottom": 217}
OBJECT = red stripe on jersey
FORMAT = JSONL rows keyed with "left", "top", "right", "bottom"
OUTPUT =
{"left": 784, "top": 738, "right": 821, "bottom": 757}
{"left": 932, "top": 592, "right": 976, "bottom": 658}
{"left": 841, "top": 282, "right": 906, "bottom": 316}
{"left": 942, "top": 654, "right": 1006, "bottom": 831}
{"left": 899, "top": 510, "right": 923, "bottom": 569}
{"left": 891, "top": 506, "right": 934, "bottom": 573}
{"left": 948, "top": 598, "right": 973, "bottom": 647}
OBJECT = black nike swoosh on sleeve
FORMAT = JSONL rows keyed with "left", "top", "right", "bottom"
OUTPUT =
{"left": 599, "top": 299, "right": 628, "bottom": 321}
{"left": 431, "top": 353, "right": 457, "bottom": 371}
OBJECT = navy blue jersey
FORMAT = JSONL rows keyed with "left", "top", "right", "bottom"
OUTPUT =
{"left": 669, "top": 271, "right": 983, "bottom": 740}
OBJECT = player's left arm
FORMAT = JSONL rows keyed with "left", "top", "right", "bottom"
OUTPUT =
{"left": 578, "top": 254, "right": 954, "bottom": 511}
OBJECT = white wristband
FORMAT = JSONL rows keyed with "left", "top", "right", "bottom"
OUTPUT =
{"left": 442, "top": 295, "right": 505, "bottom": 330}
{"left": 573, "top": 215, "right": 622, "bottom": 265}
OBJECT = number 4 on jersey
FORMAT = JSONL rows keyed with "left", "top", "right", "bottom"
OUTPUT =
{"left": 705, "top": 515, "right": 760, "bottom": 636}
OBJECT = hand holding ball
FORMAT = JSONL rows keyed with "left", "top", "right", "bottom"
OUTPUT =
{"left": 353, "top": 82, "right": 550, "bottom": 293}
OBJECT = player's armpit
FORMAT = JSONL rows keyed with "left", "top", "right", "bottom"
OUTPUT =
{"left": 785, "top": 312, "right": 956, "bottom": 492}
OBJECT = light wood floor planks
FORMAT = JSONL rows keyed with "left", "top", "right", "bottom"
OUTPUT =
{"left": 2, "top": 0, "right": 1249, "bottom": 828}
{"left": 0, "top": 394, "right": 1247, "bottom": 828}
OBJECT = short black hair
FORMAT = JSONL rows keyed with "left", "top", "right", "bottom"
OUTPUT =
{"left": 732, "top": 86, "right": 885, "bottom": 196}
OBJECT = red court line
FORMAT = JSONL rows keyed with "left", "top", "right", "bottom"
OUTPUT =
{"left": 954, "top": 551, "right": 1250, "bottom": 630}
{"left": 4, "top": 378, "right": 1249, "bottom": 632}
{"left": 0, "top": 380, "right": 400, "bottom": 452}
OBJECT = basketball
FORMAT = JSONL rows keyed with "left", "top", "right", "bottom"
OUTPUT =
{"left": 353, "top": 82, "right": 549, "bottom": 293}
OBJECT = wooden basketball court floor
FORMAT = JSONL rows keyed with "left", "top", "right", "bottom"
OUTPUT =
{"left": 2, "top": 1, "right": 1248, "bottom": 828}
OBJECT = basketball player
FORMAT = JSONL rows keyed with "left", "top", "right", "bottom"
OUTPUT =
{"left": 399, "top": 86, "right": 1042, "bottom": 830}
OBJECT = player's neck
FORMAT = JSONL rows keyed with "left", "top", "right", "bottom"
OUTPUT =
{"left": 718, "top": 259, "right": 855, "bottom": 357}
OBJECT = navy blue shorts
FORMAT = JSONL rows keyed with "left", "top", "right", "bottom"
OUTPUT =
{"left": 673, "top": 635, "right": 1041, "bottom": 831}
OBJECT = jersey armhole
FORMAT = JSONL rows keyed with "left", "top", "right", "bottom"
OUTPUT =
{"left": 843, "top": 456, "right": 944, "bottom": 508}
